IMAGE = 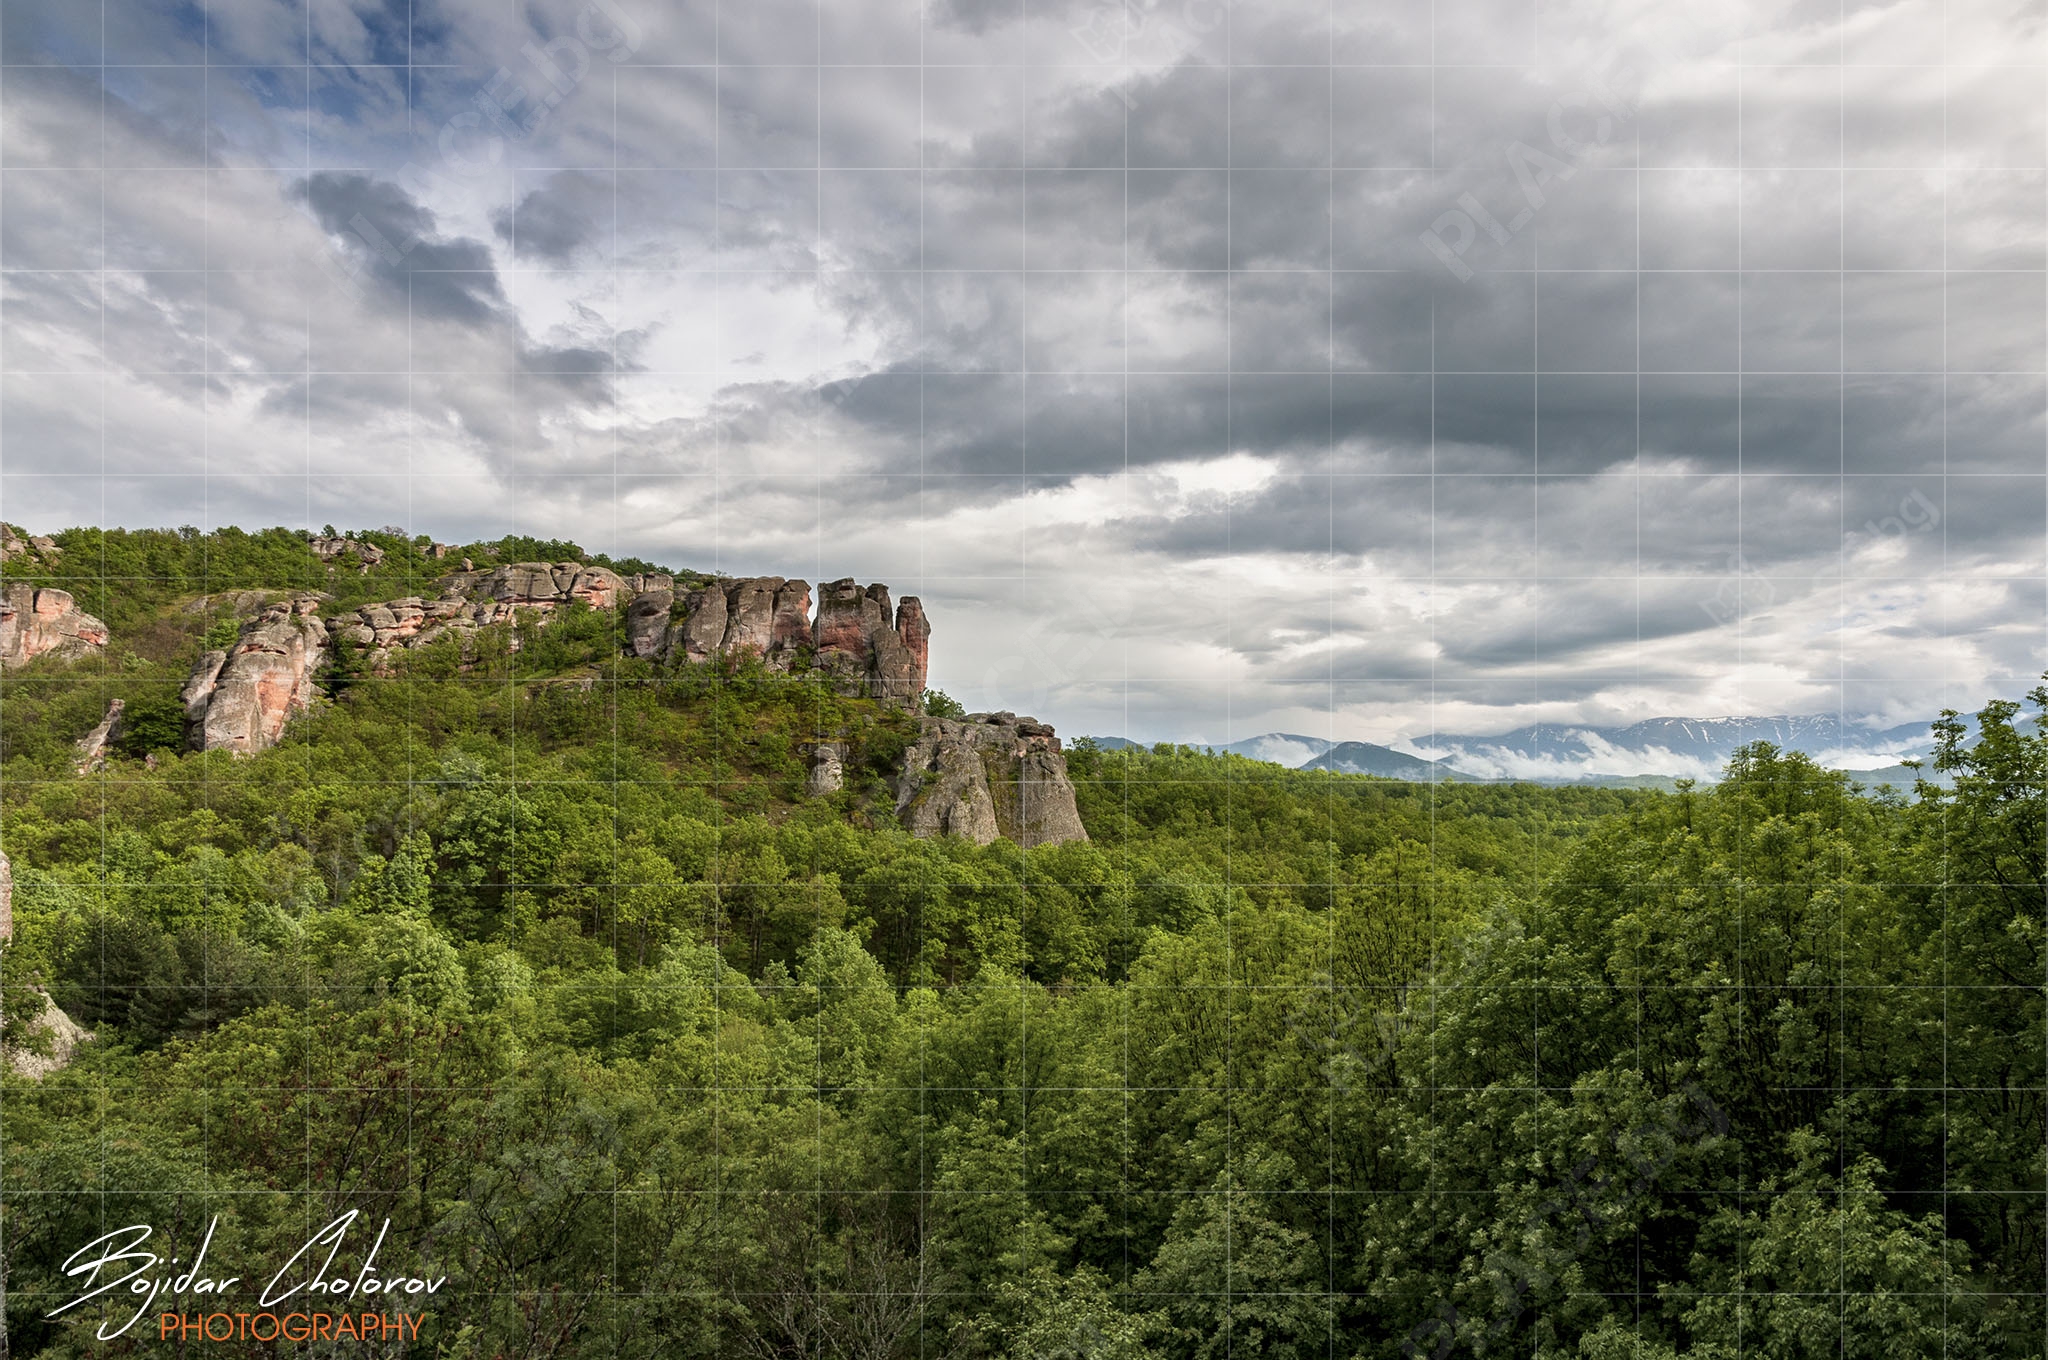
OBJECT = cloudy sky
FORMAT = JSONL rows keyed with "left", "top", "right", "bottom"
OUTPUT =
{"left": 1, "top": 0, "right": 2043, "bottom": 745}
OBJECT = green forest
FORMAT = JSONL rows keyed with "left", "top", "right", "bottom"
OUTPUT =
{"left": 0, "top": 527, "right": 2042, "bottom": 1358}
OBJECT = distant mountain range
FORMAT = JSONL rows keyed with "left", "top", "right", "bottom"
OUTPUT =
{"left": 1410, "top": 715, "right": 1938, "bottom": 783}
{"left": 1080, "top": 715, "right": 1953, "bottom": 787}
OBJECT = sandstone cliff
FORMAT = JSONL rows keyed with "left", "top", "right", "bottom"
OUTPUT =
{"left": 655, "top": 575, "right": 927, "bottom": 705}
{"left": 0, "top": 584, "right": 109, "bottom": 669}
{"left": 895, "top": 713, "right": 1088, "bottom": 848}
{"left": 179, "top": 558, "right": 934, "bottom": 753}
{"left": 181, "top": 595, "right": 328, "bottom": 754}
{"left": 325, "top": 562, "right": 647, "bottom": 669}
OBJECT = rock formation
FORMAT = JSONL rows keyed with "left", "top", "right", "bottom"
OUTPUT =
{"left": 326, "top": 562, "right": 635, "bottom": 670}
{"left": 1, "top": 524, "right": 59, "bottom": 564}
{"left": 807, "top": 742, "right": 846, "bottom": 797}
{"left": 625, "top": 586, "right": 674, "bottom": 658}
{"left": 1, "top": 845, "right": 12, "bottom": 944}
{"left": 0, "top": 584, "right": 110, "bottom": 669}
{"left": 655, "top": 576, "right": 927, "bottom": 706}
{"left": 807, "top": 579, "right": 927, "bottom": 704}
{"left": 181, "top": 558, "right": 936, "bottom": 751}
{"left": 674, "top": 577, "right": 814, "bottom": 667}
{"left": 181, "top": 595, "right": 328, "bottom": 754}
{"left": 438, "top": 561, "right": 630, "bottom": 611}
{"left": 75, "top": 698, "right": 124, "bottom": 774}
{"left": 310, "top": 532, "right": 385, "bottom": 570}
{"left": 3, "top": 989, "right": 93, "bottom": 1080}
{"left": 895, "top": 713, "right": 1088, "bottom": 848}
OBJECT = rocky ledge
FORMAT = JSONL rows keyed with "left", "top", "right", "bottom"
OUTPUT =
{"left": 893, "top": 713, "right": 1089, "bottom": 848}
{"left": 165, "top": 572, "right": 1090, "bottom": 849}
{"left": 0, "top": 584, "right": 110, "bottom": 670}
{"left": 328, "top": 562, "right": 639, "bottom": 670}
{"left": 639, "top": 576, "right": 929, "bottom": 707}
{"left": 182, "top": 564, "right": 932, "bottom": 755}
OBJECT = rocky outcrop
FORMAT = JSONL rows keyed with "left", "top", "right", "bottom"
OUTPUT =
{"left": 438, "top": 561, "right": 631, "bottom": 611}
{"left": 1, "top": 846, "right": 12, "bottom": 944}
{"left": 807, "top": 579, "right": 928, "bottom": 705}
{"left": 807, "top": 742, "right": 846, "bottom": 797}
{"left": 655, "top": 576, "right": 927, "bottom": 707}
{"left": 1, "top": 524, "right": 59, "bottom": 564}
{"left": 325, "top": 562, "right": 637, "bottom": 670}
{"left": 75, "top": 698, "right": 124, "bottom": 774}
{"left": 0, "top": 584, "right": 109, "bottom": 669}
{"left": 626, "top": 587, "right": 674, "bottom": 658}
{"left": 674, "top": 576, "right": 814, "bottom": 667}
{"left": 182, "top": 595, "right": 327, "bottom": 754}
{"left": 3, "top": 989, "right": 93, "bottom": 1080}
{"left": 895, "top": 713, "right": 1088, "bottom": 848}
{"left": 310, "top": 533, "right": 386, "bottom": 571}
{"left": 180, "top": 557, "right": 937, "bottom": 749}
{"left": 185, "top": 587, "right": 329, "bottom": 621}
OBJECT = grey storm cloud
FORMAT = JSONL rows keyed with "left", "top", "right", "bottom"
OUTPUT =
{"left": 1, "top": 0, "right": 2044, "bottom": 743}
{"left": 297, "top": 172, "right": 508, "bottom": 325}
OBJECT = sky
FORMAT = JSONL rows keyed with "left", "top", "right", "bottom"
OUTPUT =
{"left": 0, "top": 0, "right": 2043, "bottom": 746}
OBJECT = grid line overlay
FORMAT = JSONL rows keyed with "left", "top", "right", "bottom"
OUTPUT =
{"left": 0, "top": 2, "right": 2043, "bottom": 1359}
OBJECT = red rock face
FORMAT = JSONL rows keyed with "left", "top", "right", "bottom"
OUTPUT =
{"left": 812, "top": 578, "right": 873, "bottom": 661}
{"left": 567, "top": 566, "right": 626, "bottom": 609}
{"left": 897, "top": 598, "right": 930, "bottom": 694}
{"left": 184, "top": 599, "right": 328, "bottom": 754}
{"left": 0, "top": 585, "right": 110, "bottom": 669}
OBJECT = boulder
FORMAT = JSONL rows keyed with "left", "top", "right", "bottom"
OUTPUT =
{"left": 3, "top": 989, "right": 93, "bottom": 1080}
{"left": 895, "top": 713, "right": 1087, "bottom": 848}
{"left": 807, "top": 742, "right": 847, "bottom": 797}
{"left": 182, "top": 595, "right": 328, "bottom": 753}
{"left": 0, "top": 585, "right": 110, "bottom": 669}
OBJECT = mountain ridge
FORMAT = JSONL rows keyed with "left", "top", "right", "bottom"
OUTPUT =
{"left": 1080, "top": 714, "right": 1952, "bottom": 785}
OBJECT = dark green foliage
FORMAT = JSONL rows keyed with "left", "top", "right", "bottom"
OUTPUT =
{"left": 110, "top": 688, "right": 185, "bottom": 758}
{"left": 924, "top": 687, "right": 967, "bottom": 718}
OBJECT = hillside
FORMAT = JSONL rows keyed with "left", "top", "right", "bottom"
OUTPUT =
{"left": 0, "top": 526, "right": 2040, "bottom": 1359}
